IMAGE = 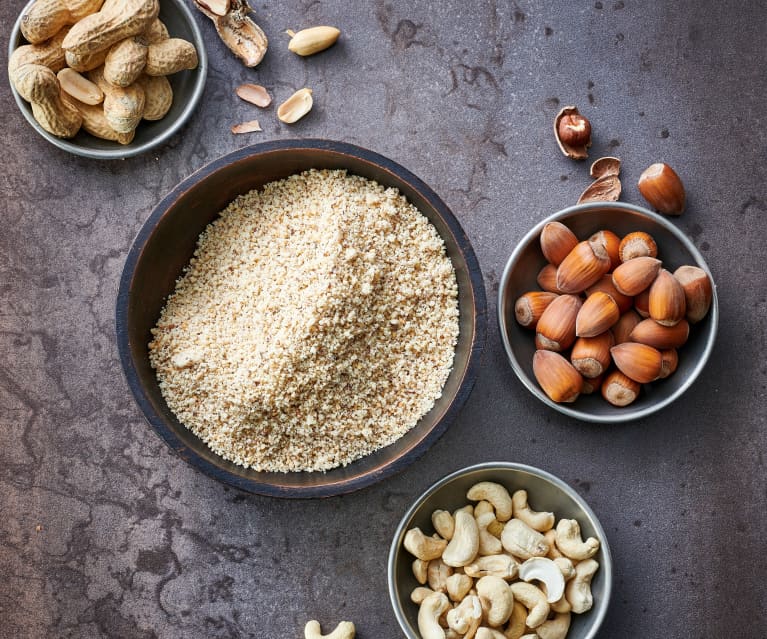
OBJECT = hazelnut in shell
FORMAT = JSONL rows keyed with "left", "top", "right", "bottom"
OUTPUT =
{"left": 634, "top": 288, "right": 650, "bottom": 318}
{"left": 540, "top": 221, "right": 578, "bottom": 266}
{"left": 638, "top": 162, "right": 686, "bottom": 215}
{"left": 659, "top": 349, "right": 679, "bottom": 379}
{"left": 581, "top": 372, "right": 605, "bottom": 395}
{"left": 602, "top": 370, "right": 641, "bottom": 407}
{"left": 673, "top": 265, "right": 713, "bottom": 324}
{"left": 586, "top": 274, "right": 633, "bottom": 314}
{"left": 648, "top": 269, "right": 686, "bottom": 327}
{"left": 612, "top": 309, "right": 642, "bottom": 345}
{"left": 628, "top": 318, "right": 690, "bottom": 350}
{"left": 576, "top": 291, "right": 620, "bottom": 338}
{"left": 618, "top": 231, "right": 658, "bottom": 262}
{"left": 612, "top": 256, "right": 662, "bottom": 296}
{"left": 554, "top": 106, "right": 591, "bottom": 160}
{"left": 537, "top": 263, "right": 563, "bottom": 294}
{"left": 533, "top": 350, "right": 582, "bottom": 403}
{"left": 515, "top": 291, "right": 559, "bottom": 329}
{"left": 610, "top": 342, "right": 663, "bottom": 384}
{"left": 556, "top": 240, "right": 611, "bottom": 294}
{"left": 535, "top": 294, "right": 582, "bottom": 352}
{"left": 571, "top": 331, "right": 614, "bottom": 379}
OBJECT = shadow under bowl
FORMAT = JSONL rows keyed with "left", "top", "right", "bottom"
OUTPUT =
{"left": 116, "top": 139, "right": 486, "bottom": 497}
{"left": 498, "top": 202, "right": 718, "bottom": 423}
{"left": 8, "top": 0, "right": 207, "bottom": 159}
{"left": 388, "top": 462, "right": 613, "bottom": 639}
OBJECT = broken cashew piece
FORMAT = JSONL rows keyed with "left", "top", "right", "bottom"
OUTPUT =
{"left": 544, "top": 529, "right": 564, "bottom": 559}
{"left": 304, "top": 620, "right": 355, "bottom": 639}
{"left": 565, "top": 558, "right": 599, "bottom": 614}
{"left": 555, "top": 519, "right": 600, "bottom": 560}
{"left": 464, "top": 554, "right": 518, "bottom": 580}
{"left": 518, "top": 557, "right": 565, "bottom": 603}
{"left": 536, "top": 612, "right": 571, "bottom": 639}
{"left": 418, "top": 592, "right": 450, "bottom": 639}
{"left": 510, "top": 582, "right": 550, "bottom": 628}
{"left": 501, "top": 519, "right": 549, "bottom": 559}
{"left": 512, "top": 490, "right": 555, "bottom": 532}
{"left": 446, "top": 594, "right": 482, "bottom": 636}
{"left": 476, "top": 575, "right": 514, "bottom": 626}
{"left": 466, "top": 482, "right": 513, "bottom": 521}
{"left": 446, "top": 573, "right": 473, "bottom": 602}
{"left": 403, "top": 528, "right": 447, "bottom": 561}
{"left": 427, "top": 559, "right": 453, "bottom": 592}
{"left": 411, "top": 586, "right": 435, "bottom": 604}
{"left": 431, "top": 509, "right": 455, "bottom": 541}
{"left": 442, "top": 509, "right": 479, "bottom": 568}
{"left": 476, "top": 512, "right": 503, "bottom": 556}
{"left": 475, "top": 629, "right": 506, "bottom": 639}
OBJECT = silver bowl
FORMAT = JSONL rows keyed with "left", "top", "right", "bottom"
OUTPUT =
{"left": 498, "top": 202, "right": 718, "bottom": 423}
{"left": 388, "top": 462, "right": 613, "bottom": 639}
{"left": 8, "top": 0, "right": 207, "bottom": 159}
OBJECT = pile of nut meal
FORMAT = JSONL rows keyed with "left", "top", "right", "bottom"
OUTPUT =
{"left": 148, "top": 169, "right": 459, "bottom": 472}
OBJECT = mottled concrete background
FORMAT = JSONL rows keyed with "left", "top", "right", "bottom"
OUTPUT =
{"left": 2, "top": 1, "right": 766, "bottom": 637}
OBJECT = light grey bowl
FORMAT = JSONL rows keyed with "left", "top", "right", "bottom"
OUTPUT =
{"left": 388, "top": 462, "right": 612, "bottom": 639}
{"left": 498, "top": 202, "right": 718, "bottom": 423}
{"left": 8, "top": 0, "right": 207, "bottom": 159}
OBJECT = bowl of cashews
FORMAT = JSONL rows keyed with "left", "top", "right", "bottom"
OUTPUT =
{"left": 388, "top": 462, "right": 612, "bottom": 639}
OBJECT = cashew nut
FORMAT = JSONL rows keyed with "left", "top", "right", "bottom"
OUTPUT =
{"left": 418, "top": 592, "right": 450, "bottom": 639}
{"left": 476, "top": 512, "right": 503, "bottom": 556}
{"left": 475, "top": 502, "right": 504, "bottom": 537}
{"left": 404, "top": 527, "right": 448, "bottom": 561}
{"left": 565, "top": 558, "right": 599, "bottom": 614}
{"left": 518, "top": 557, "right": 565, "bottom": 603}
{"left": 553, "top": 557, "right": 576, "bottom": 581}
{"left": 475, "top": 629, "right": 506, "bottom": 639}
{"left": 464, "top": 554, "right": 518, "bottom": 580}
{"left": 476, "top": 576, "right": 514, "bottom": 626}
{"left": 555, "top": 519, "right": 599, "bottom": 561}
{"left": 501, "top": 519, "right": 549, "bottom": 559}
{"left": 411, "top": 586, "right": 435, "bottom": 604}
{"left": 428, "top": 559, "right": 453, "bottom": 592}
{"left": 504, "top": 601, "right": 528, "bottom": 639}
{"left": 467, "top": 482, "right": 513, "bottom": 521}
{"left": 510, "top": 582, "right": 550, "bottom": 628}
{"left": 544, "top": 529, "right": 564, "bottom": 559}
{"left": 432, "top": 509, "right": 455, "bottom": 540}
{"left": 446, "top": 594, "right": 482, "bottom": 637}
{"left": 442, "top": 509, "right": 480, "bottom": 567}
{"left": 446, "top": 573, "right": 473, "bottom": 602}
{"left": 304, "top": 620, "right": 355, "bottom": 639}
{"left": 413, "top": 558, "right": 429, "bottom": 585}
{"left": 536, "top": 612, "right": 571, "bottom": 639}
{"left": 512, "top": 490, "right": 555, "bottom": 532}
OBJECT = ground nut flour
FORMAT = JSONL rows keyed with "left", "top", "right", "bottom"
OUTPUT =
{"left": 148, "top": 169, "right": 459, "bottom": 472}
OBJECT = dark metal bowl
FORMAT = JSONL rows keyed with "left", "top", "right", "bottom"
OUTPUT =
{"left": 498, "top": 202, "right": 718, "bottom": 422}
{"left": 388, "top": 462, "right": 613, "bottom": 639}
{"left": 116, "top": 140, "right": 486, "bottom": 497}
{"left": 8, "top": 0, "right": 207, "bottom": 159}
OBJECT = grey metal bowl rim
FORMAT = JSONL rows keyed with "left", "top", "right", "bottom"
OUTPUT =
{"left": 497, "top": 201, "right": 720, "bottom": 423}
{"left": 387, "top": 461, "right": 614, "bottom": 639}
{"left": 7, "top": 0, "right": 208, "bottom": 160}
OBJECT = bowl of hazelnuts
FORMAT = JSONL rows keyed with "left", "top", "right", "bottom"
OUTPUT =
{"left": 498, "top": 201, "right": 718, "bottom": 423}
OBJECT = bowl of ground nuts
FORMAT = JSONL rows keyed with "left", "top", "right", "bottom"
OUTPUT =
{"left": 116, "top": 139, "right": 486, "bottom": 497}
{"left": 498, "top": 202, "right": 718, "bottom": 423}
{"left": 8, "top": 0, "right": 207, "bottom": 159}
{"left": 388, "top": 462, "right": 613, "bottom": 639}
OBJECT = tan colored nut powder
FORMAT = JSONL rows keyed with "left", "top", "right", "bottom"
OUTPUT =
{"left": 148, "top": 169, "right": 459, "bottom": 472}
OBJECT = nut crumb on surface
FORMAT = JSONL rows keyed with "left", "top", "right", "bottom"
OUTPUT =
{"left": 148, "top": 169, "right": 459, "bottom": 472}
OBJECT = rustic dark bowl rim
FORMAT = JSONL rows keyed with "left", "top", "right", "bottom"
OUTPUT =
{"left": 497, "top": 201, "right": 719, "bottom": 423}
{"left": 116, "top": 139, "right": 487, "bottom": 498}
{"left": 7, "top": 0, "right": 207, "bottom": 160}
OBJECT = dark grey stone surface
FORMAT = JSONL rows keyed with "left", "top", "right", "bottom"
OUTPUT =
{"left": 2, "top": 1, "right": 766, "bottom": 637}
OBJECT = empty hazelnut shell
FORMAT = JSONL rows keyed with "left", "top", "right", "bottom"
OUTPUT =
{"left": 554, "top": 106, "right": 591, "bottom": 160}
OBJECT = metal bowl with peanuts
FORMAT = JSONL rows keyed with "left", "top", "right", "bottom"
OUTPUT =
{"left": 8, "top": 0, "right": 207, "bottom": 159}
{"left": 498, "top": 202, "right": 719, "bottom": 423}
{"left": 388, "top": 462, "right": 613, "bottom": 639}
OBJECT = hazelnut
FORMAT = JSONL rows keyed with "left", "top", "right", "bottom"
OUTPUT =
{"left": 637, "top": 162, "right": 686, "bottom": 215}
{"left": 558, "top": 113, "right": 591, "bottom": 146}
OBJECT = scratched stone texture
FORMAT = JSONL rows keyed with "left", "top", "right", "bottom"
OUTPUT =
{"left": 1, "top": 1, "right": 766, "bottom": 637}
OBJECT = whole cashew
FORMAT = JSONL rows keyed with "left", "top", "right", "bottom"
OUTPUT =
{"left": 475, "top": 628, "right": 506, "bottom": 639}
{"left": 304, "top": 620, "right": 355, "bottom": 639}
{"left": 504, "top": 601, "right": 528, "bottom": 639}
{"left": 446, "top": 594, "right": 482, "bottom": 637}
{"left": 464, "top": 554, "right": 518, "bottom": 580}
{"left": 555, "top": 519, "right": 599, "bottom": 561}
{"left": 404, "top": 528, "right": 448, "bottom": 561}
{"left": 510, "top": 582, "right": 550, "bottom": 628}
{"left": 565, "top": 558, "right": 599, "bottom": 614}
{"left": 442, "top": 510, "right": 480, "bottom": 567}
{"left": 476, "top": 512, "right": 503, "bottom": 555}
{"left": 501, "top": 519, "right": 549, "bottom": 559}
{"left": 432, "top": 509, "right": 455, "bottom": 540}
{"left": 446, "top": 573, "right": 473, "bottom": 602}
{"left": 476, "top": 576, "right": 514, "bottom": 626}
{"left": 428, "top": 559, "right": 453, "bottom": 592}
{"left": 536, "top": 612, "right": 571, "bottom": 639}
{"left": 467, "top": 482, "right": 513, "bottom": 521}
{"left": 544, "top": 530, "right": 564, "bottom": 559}
{"left": 418, "top": 592, "right": 450, "bottom": 639}
{"left": 512, "top": 490, "right": 555, "bottom": 532}
{"left": 413, "top": 558, "right": 429, "bottom": 585}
